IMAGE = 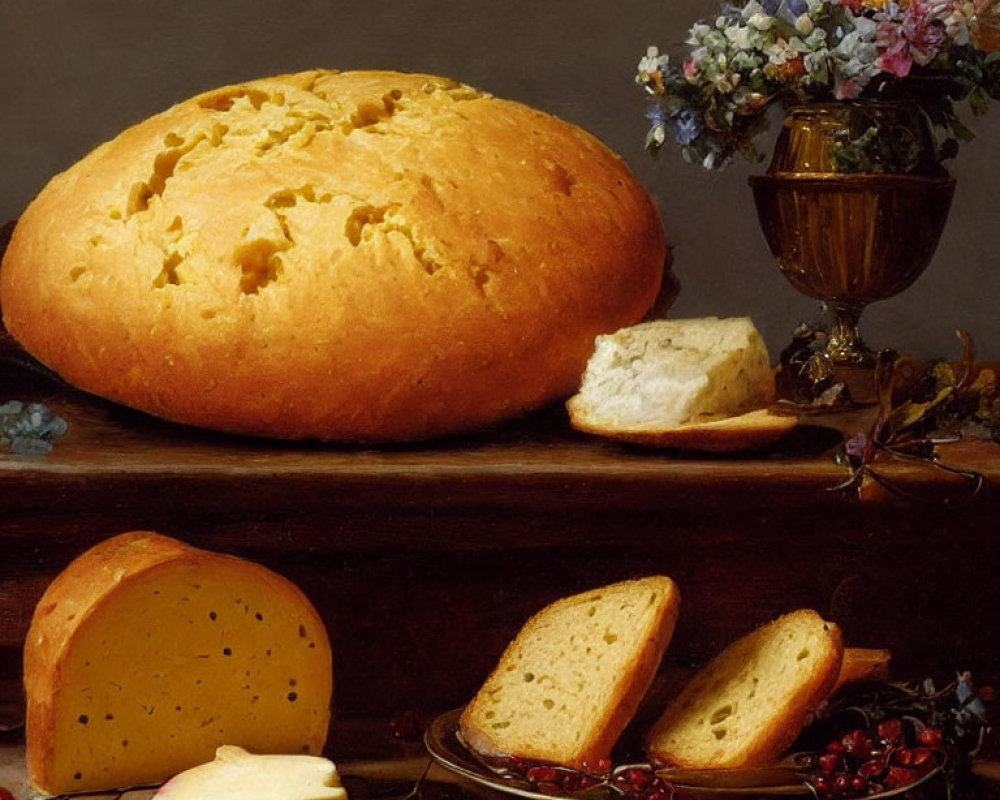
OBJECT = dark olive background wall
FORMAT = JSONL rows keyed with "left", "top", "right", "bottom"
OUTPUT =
{"left": 1, "top": 0, "right": 997, "bottom": 360}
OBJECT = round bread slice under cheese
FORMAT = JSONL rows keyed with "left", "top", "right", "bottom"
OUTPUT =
{"left": 0, "top": 69, "right": 666, "bottom": 442}
{"left": 23, "top": 531, "right": 333, "bottom": 795}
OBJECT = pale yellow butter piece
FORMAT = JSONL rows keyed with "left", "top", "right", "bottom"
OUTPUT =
{"left": 154, "top": 746, "right": 347, "bottom": 800}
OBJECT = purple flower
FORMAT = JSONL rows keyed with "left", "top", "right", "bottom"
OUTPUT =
{"left": 844, "top": 432, "right": 868, "bottom": 458}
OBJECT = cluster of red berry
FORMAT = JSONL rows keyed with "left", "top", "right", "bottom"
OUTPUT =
{"left": 800, "top": 718, "right": 945, "bottom": 798}
{"left": 493, "top": 754, "right": 610, "bottom": 792}
{"left": 494, "top": 755, "right": 692, "bottom": 800}
{"left": 609, "top": 765, "right": 688, "bottom": 800}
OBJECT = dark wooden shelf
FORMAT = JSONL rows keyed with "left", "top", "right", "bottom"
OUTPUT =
{"left": 2, "top": 343, "right": 1000, "bottom": 734}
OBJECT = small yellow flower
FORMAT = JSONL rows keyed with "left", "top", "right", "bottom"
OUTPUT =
{"left": 862, "top": 0, "right": 911, "bottom": 9}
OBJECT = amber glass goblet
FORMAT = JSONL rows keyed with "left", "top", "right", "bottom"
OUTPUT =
{"left": 749, "top": 102, "right": 956, "bottom": 371}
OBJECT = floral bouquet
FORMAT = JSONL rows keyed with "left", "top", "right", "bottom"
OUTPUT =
{"left": 637, "top": 0, "right": 1000, "bottom": 170}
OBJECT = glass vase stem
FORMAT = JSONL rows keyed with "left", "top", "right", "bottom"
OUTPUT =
{"left": 825, "top": 301, "right": 873, "bottom": 366}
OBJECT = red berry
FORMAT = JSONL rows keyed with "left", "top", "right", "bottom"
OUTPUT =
{"left": 834, "top": 772, "right": 852, "bottom": 792}
{"left": 592, "top": 758, "right": 613, "bottom": 775}
{"left": 0, "top": 788, "right": 14, "bottom": 800}
{"left": 819, "top": 752, "right": 842, "bottom": 772}
{"left": 527, "top": 766, "right": 560, "bottom": 784}
{"left": 826, "top": 738, "right": 847, "bottom": 753}
{"left": 859, "top": 759, "right": 886, "bottom": 778}
{"left": 886, "top": 766, "right": 919, "bottom": 789}
{"left": 918, "top": 727, "right": 943, "bottom": 748}
{"left": 893, "top": 748, "right": 914, "bottom": 766}
{"left": 911, "top": 747, "right": 936, "bottom": 767}
{"left": 841, "top": 728, "right": 873, "bottom": 758}
{"left": 625, "top": 768, "right": 652, "bottom": 790}
{"left": 877, "top": 719, "right": 904, "bottom": 744}
{"left": 851, "top": 775, "right": 869, "bottom": 793}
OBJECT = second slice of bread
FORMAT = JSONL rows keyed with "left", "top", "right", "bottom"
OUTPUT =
{"left": 459, "top": 576, "right": 680, "bottom": 770}
{"left": 646, "top": 609, "right": 843, "bottom": 769}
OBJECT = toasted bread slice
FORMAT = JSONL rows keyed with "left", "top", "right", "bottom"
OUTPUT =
{"left": 460, "top": 576, "right": 680, "bottom": 770}
{"left": 833, "top": 647, "right": 891, "bottom": 693}
{"left": 646, "top": 609, "right": 843, "bottom": 769}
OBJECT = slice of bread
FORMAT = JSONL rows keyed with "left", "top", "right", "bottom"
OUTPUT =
{"left": 833, "top": 647, "right": 891, "bottom": 693}
{"left": 567, "top": 318, "right": 789, "bottom": 451}
{"left": 646, "top": 609, "right": 843, "bottom": 769}
{"left": 579, "top": 407, "right": 798, "bottom": 453}
{"left": 459, "top": 576, "right": 680, "bottom": 770}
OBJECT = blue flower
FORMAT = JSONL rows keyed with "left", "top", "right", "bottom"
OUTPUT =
{"left": 0, "top": 400, "right": 68, "bottom": 456}
{"left": 670, "top": 107, "right": 703, "bottom": 145}
{"left": 645, "top": 105, "right": 669, "bottom": 127}
{"left": 788, "top": 0, "right": 809, "bottom": 17}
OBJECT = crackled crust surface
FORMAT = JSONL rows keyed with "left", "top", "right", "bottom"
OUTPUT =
{"left": 0, "top": 69, "right": 665, "bottom": 441}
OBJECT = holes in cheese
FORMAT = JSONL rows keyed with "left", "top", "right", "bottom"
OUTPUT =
{"left": 153, "top": 745, "right": 347, "bottom": 800}
{"left": 24, "top": 531, "right": 333, "bottom": 795}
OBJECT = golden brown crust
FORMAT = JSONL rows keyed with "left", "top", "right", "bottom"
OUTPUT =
{"left": 833, "top": 647, "right": 892, "bottom": 692}
{"left": 0, "top": 69, "right": 665, "bottom": 442}
{"left": 24, "top": 531, "right": 333, "bottom": 793}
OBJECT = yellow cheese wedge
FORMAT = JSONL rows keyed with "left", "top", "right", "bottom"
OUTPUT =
{"left": 23, "top": 531, "right": 333, "bottom": 795}
{"left": 153, "top": 745, "right": 347, "bottom": 800}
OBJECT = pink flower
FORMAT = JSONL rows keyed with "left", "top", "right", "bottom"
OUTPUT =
{"left": 876, "top": 2, "right": 948, "bottom": 75}
{"left": 876, "top": 21, "right": 915, "bottom": 74}
{"left": 834, "top": 76, "right": 865, "bottom": 98}
{"left": 683, "top": 57, "right": 699, "bottom": 80}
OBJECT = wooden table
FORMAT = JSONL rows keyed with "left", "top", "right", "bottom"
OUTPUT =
{"left": 2, "top": 337, "right": 1000, "bottom": 795}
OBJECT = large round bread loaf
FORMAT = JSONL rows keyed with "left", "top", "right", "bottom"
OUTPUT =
{"left": 0, "top": 69, "right": 666, "bottom": 442}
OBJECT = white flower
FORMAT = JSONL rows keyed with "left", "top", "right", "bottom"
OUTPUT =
{"left": 687, "top": 22, "right": 713, "bottom": 45}
{"left": 803, "top": 28, "right": 828, "bottom": 48}
{"left": 795, "top": 13, "right": 815, "bottom": 35}
{"left": 764, "top": 36, "right": 798, "bottom": 64}
{"left": 939, "top": 0, "right": 974, "bottom": 44}
{"left": 726, "top": 24, "right": 755, "bottom": 49}
{"left": 748, "top": 11, "right": 777, "bottom": 29}
{"left": 803, "top": 49, "right": 831, "bottom": 83}
{"left": 637, "top": 45, "right": 670, "bottom": 75}
{"left": 850, "top": 14, "right": 878, "bottom": 40}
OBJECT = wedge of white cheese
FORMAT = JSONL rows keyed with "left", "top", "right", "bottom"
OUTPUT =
{"left": 567, "top": 317, "right": 776, "bottom": 431}
{"left": 154, "top": 746, "right": 347, "bottom": 800}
